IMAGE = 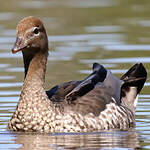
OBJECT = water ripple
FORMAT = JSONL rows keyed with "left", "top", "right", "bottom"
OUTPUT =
{"left": 48, "top": 34, "right": 124, "bottom": 42}
{"left": 103, "top": 44, "right": 150, "bottom": 51}
{"left": 85, "top": 25, "right": 125, "bottom": 33}
{"left": 0, "top": 83, "right": 22, "bottom": 88}
{"left": 80, "top": 57, "right": 150, "bottom": 64}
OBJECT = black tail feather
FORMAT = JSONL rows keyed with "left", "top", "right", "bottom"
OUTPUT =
{"left": 121, "top": 63, "right": 147, "bottom": 94}
{"left": 120, "top": 63, "right": 147, "bottom": 112}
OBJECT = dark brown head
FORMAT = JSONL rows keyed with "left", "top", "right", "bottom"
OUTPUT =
{"left": 12, "top": 16, "right": 48, "bottom": 55}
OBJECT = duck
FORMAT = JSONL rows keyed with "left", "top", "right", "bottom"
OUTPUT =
{"left": 8, "top": 16, "right": 147, "bottom": 132}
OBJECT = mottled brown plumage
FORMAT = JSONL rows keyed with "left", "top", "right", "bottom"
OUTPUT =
{"left": 8, "top": 16, "right": 147, "bottom": 132}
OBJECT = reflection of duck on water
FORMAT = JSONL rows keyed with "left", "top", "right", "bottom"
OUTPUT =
{"left": 8, "top": 16, "right": 147, "bottom": 132}
{"left": 13, "top": 130, "right": 141, "bottom": 150}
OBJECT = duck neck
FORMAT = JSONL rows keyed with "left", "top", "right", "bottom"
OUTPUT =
{"left": 22, "top": 50, "right": 48, "bottom": 93}
{"left": 23, "top": 52, "right": 33, "bottom": 78}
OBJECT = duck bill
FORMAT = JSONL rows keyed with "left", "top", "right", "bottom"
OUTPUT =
{"left": 12, "top": 37, "right": 27, "bottom": 54}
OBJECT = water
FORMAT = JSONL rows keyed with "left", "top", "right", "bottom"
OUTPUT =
{"left": 0, "top": 0, "right": 150, "bottom": 149}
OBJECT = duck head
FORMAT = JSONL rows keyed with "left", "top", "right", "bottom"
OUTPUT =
{"left": 12, "top": 16, "right": 49, "bottom": 77}
{"left": 12, "top": 16, "right": 48, "bottom": 56}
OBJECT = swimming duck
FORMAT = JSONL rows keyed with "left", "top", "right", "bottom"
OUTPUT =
{"left": 8, "top": 16, "right": 147, "bottom": 132}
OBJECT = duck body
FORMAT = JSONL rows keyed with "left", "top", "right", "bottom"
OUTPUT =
{"left": 8, "top": 16, "right": 147, "bottom": 132}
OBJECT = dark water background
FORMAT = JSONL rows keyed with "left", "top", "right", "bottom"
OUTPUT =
{"left": 0, "top": 0, "right": 150, "bottom": 149}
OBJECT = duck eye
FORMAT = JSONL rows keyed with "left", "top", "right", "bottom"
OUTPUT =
{"left": 33, "top": 28, "right": 39, "bottom": 34}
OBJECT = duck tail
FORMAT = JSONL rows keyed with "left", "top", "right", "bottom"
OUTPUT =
{"left": 92, "top": 63, "right": 107, "bottom": 82}
{"left": 120, "top": 63, "right": 147, "bottom": 112}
